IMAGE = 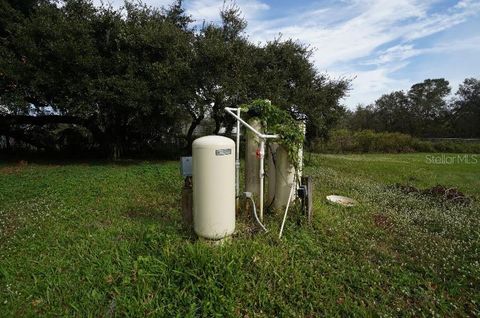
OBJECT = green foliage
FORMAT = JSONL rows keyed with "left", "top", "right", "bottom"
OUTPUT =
{"left": 246, "top": 40, "right": 350, "bottom": 141}
{"left": 346, "top": 77, "right": 480, "bottom": 139}
{"left": 451, "top": 78, "right": 480, "bottom": 138}
{"left": 0, "top": 0, "right": 196, "bottom": 158}
{"left": 312, "top": 129, "right": 480, "bottom": 154}
{"left": 190, "top": 3, "right": 251, "bottom": 139}
{"left": 242, "top": 99, "right": 304, "bottom": 169}
{"left": 0, "top": 0, "right": 349, "bottom": 158}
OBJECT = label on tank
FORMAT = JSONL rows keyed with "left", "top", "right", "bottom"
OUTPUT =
{"left": 215, "top": 148, "right": 232, "bottom": 156}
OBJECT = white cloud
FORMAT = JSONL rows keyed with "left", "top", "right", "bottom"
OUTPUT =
{"left": 365, "top": 36, "right": 480, "bottom": 66}
{"left": 92, "top": 0, "right": 271, "bottom": 25}
{"left": 92, "top": 0, "right": 174, "bottom": 9}
{"left": 331, "top": 62, "right": 412, "bottom": 107}
{"left": 89, "top": 0, "right": 480, "bottom": 108}
{"left": 400, "top": 4, "right": 480, "bottom": 42}
{"left": 245, "top": 0, "right": 480, "bottom": 108}
{"left": 249, "top": 0, "right": 480, "bottom": 68}
{"left": 186, "top": 0, "right": 269, "bottom": 23}
{"left": 249, "top": 0, "right": 431, "bottom": 67}
{"left": 455, "top": 0, "right": 480, "bottom": 10}
{"left": 369, "top": 44, "right": 418, "bottom": 65}
{"left": 343, "top": 33, "right": 480, "bottom": 107}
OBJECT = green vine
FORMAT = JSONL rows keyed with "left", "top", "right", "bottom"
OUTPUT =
{"left": 241, "top": 99, "right": 304, "bottom": 170}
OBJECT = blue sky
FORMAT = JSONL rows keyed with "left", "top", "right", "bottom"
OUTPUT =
{"left": 95, "top": 0, "right": 480, "bottom": 108}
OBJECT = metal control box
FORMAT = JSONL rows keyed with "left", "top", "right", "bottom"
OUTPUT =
{"left": 180, "top": 156, "right": 192, "bottom": 177}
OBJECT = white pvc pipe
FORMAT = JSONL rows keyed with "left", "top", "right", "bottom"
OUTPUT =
{"left": 225, "top": 108, "right": 278, "bottom": 139}
{"left": 224, "top": 106, "right": 301, "bottom": 239}
{"left": 247, "top": 195, "right": 268, "bottom": 232}
{"left": 235, "top": 107, "right": 240, "bottom": 198}
{"left": 259, "top": 139, "right": 265, "bottom": 221}
{"left": 225, "top": 107, "right": 279, "bottom": 223}
{"left": 245, "top": 118, "right": 262, "bottom": 204}
{"left": 278, "top": 178, "right": 296, "bottom": 239}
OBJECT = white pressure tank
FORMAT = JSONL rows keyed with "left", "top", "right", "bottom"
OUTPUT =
{"left": 192, "top": 135, "right": 235, "bottom": 240}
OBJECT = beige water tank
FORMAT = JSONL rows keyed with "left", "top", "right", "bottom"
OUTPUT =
{"left": 273, "top": 145, "right": 296, "bottom": 209}
{"left": 245, "top": 118, "right": 262, "bottom": 208}
{"left": 273, "top": 122, "right": 305, "bottom": 209}
{"left": 192, "top": 136, "right": 235, "bottom": 240}
{"left": 267, "top": 142, "right": 278, "bottom": 206}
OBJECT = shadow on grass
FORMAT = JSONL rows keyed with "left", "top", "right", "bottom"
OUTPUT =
{"left": 0, "top": 152, "right": 179, "bottom": 167}
{"left": 122, "top": 204, "right": 198, "bottom": 240}
{"left": 0, "top": 158, "right": 172, "bottom": 167}
{"left": 123, "top": 205, "right": 178, "bottom": 223}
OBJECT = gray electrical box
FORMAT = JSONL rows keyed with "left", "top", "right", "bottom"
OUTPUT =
{"left": 180, "top": 156, "right": 192, "bottom": 177}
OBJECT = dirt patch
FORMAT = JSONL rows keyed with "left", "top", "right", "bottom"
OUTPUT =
{"left": 373, "top": 213, "right": 393, "bottom": 230}
{"left": 123, "top": 206, "right": 174, "bottom": 222}
{"left": 392, "top": 184, "right": 472, "bottom": 205}
{"left": 0, "top": 212, "right": 21, "bottom": 245}
{"left": 0, "top": 160, "right": 28, "bottom": 175}
{"left": 0, "top": 221, "right": 19, "bottom": 243}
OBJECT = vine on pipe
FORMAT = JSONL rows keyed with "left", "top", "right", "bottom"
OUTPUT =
{"left": 241, "top": 99, "right": 304, "bottom": 171}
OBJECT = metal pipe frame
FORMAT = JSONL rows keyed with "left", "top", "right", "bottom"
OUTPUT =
{"left": 259, "top": 139, "right": 265, "bottom": 221}
{"left": 225, "top": 107, "right": 279, "bottom": 139}
{"left": 225, "top": 107, "right": 279, "bottom": 221}
{"left": 235, "top": 107, "right": 240, "bottom": 200}
{"left": 278, "top": 177, "right": 296, "bottom": 239}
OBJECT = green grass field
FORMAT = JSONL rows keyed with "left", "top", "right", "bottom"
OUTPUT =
{"left": 1, "top": 153, "right": 479, "bottom": 316}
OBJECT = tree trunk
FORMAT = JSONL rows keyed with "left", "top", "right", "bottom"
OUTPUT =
{"left": 0, "top": 114, "right": 102, "bottom": 150}
{"left": 107, "top": 125, "right": 124, "bottom": 160}
{"left": 0, "top": 127, "right": 56, "bottom": 152}
{"left": 212, "top": 97, "right": 223, "bottom": 134}
{"left": 5, "top": 134, "right": 10, "bottom": 151}
{"left": 185, "top": 116, "right": 203, "bottom": 154}
{"left": 213, "top": 116, "right": 221, "bottom": 134}
{"left": 111, "top": 143, "right": 121, "bottom": 160}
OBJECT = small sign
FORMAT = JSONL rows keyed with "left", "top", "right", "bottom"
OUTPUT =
{"left": 215, "top": 148, "right": 232, "bottom": 156}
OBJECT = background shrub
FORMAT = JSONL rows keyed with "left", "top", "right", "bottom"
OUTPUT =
{"left": 310, "top": 130, "right": 480, "bottom": 154}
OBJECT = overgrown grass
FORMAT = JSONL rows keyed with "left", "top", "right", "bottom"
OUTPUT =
{"left": 0, "top": 154, "right": 479, "bottom": 316}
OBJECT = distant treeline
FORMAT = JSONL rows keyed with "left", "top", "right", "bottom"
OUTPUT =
{"left": 0, "top": 0, "right": 349, "bottom": 159}
{"left": 341, "top": 78, "right": 480, "bottom": 139}
{"left": 316, "top": 78, "right": 480, "bottom": 154}
{"left": 313, "top": 129, "right": 480, "bottom": 154}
